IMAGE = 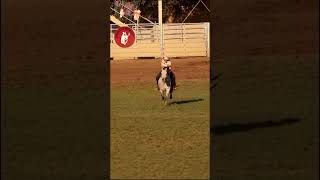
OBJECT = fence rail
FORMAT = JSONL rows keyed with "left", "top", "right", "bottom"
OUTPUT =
{"left": 110, "top": 22, "right": 210, "bottom": 59}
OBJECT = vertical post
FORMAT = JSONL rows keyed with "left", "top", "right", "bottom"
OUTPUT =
{"left": 135, "top": 20, "right": 138, "bottom": 44}
{"left": 158, "top": 0, "right": 163, "bottom": 57}
{"left": 207, "top": 22, "right": 210, "bottom": 57}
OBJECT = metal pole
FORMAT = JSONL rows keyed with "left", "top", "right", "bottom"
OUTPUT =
{"left": 158, "top": 0, "right": 163, "bottom": 57}
{"left": 135, "top": 19, "right": 138, "bottom": 44}
{"left": 207, "top": 22, "right": 210, "bottom": 57}
{"left": 137, "top": 18, "right": 139, "bottom": 44}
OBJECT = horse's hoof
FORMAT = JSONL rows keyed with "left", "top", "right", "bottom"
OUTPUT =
{"left": 170, "top": 94, "right": 172, "bottom": 99}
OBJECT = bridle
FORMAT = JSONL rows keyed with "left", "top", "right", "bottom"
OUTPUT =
{"left": 161, "top": 67, "right": 169, "bottom": 82}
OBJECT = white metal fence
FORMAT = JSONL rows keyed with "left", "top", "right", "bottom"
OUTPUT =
{"left": 110, "top": 22, "right": 210, "bottom": 59}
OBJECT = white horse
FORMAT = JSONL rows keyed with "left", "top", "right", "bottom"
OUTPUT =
{"left": 157, "top": 67, "right": 171, "bottom": 104}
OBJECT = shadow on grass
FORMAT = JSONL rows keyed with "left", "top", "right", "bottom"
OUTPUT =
{"left": 168, "top": 98, "right": 204, "bottom": 105}
{"left": 211, "top": 118, "right": 301, "bottom": 136}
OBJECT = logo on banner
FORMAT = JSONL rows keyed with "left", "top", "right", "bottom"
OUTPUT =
{"left": 114, "top": 27, "right": 135, "bottom": 48}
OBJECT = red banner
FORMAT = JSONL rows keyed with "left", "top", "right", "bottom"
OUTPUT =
{"left": 114, "top": 27, "right": 135, "bottom": 48}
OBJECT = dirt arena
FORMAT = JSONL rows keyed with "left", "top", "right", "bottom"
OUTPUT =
{"left": 111, "top": 57, "right": 209, "bottom": 86}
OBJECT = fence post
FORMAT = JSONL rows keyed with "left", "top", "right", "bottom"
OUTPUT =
{"left": 207, "top": 22, "right": 210, "bottom": 57}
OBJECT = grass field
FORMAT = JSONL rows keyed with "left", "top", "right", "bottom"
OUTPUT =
{"left": 111, "top": 80, "right": 209, "bottom": 179}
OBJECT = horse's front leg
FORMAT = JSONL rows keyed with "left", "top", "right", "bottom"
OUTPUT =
{"left": 164, "top": 90, "right": 168, "bottom": 105}
{"left": 159, "top": 90, "right": 165, "bottom": 100}
{"left": 165, "top": 88, "right": 170, "bottom": 100}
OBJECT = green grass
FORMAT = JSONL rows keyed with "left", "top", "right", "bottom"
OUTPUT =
{"left": 111, "top": 80, "right": 210, "bottom": 179}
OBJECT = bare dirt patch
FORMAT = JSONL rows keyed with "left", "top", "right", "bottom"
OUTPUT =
{"left": 111, "top": 57, "right": 209, "bottom": 86}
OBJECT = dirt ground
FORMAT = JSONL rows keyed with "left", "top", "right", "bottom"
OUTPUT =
{"left": 111, "top": 57, "right": 209, "bottom": 86}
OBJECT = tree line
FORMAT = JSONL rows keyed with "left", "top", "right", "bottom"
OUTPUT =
{"left": 110, "top": 0, "right": 210, "bottom": 23}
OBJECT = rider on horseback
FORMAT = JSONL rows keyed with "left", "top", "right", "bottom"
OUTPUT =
{"left": 156, "top": 56, "right": 177, "bottom": 91}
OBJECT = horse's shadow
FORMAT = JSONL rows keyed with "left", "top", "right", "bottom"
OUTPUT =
{"left": 168, "top": 98, "right": 204, "bottom": 105}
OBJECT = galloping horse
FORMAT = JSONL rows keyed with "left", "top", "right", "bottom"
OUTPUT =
{"left": 157, "top": 67, "right": 171, "bottom": 104}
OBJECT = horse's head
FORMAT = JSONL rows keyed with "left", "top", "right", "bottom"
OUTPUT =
{"left": 161, "top": 67, "right": 168, "bottom": 81}
{"left": 120, "top": 32, "right": 130, "bottom": 45}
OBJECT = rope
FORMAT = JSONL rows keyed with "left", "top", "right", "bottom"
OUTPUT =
{"left": 182, "top": 0, "right": 201, "bottom": 23}
{"left": 182, "top": 0, "right": 210, "bottom": 23}
{"left": 200, "top": 0, "right": 211, "bottom": 13}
